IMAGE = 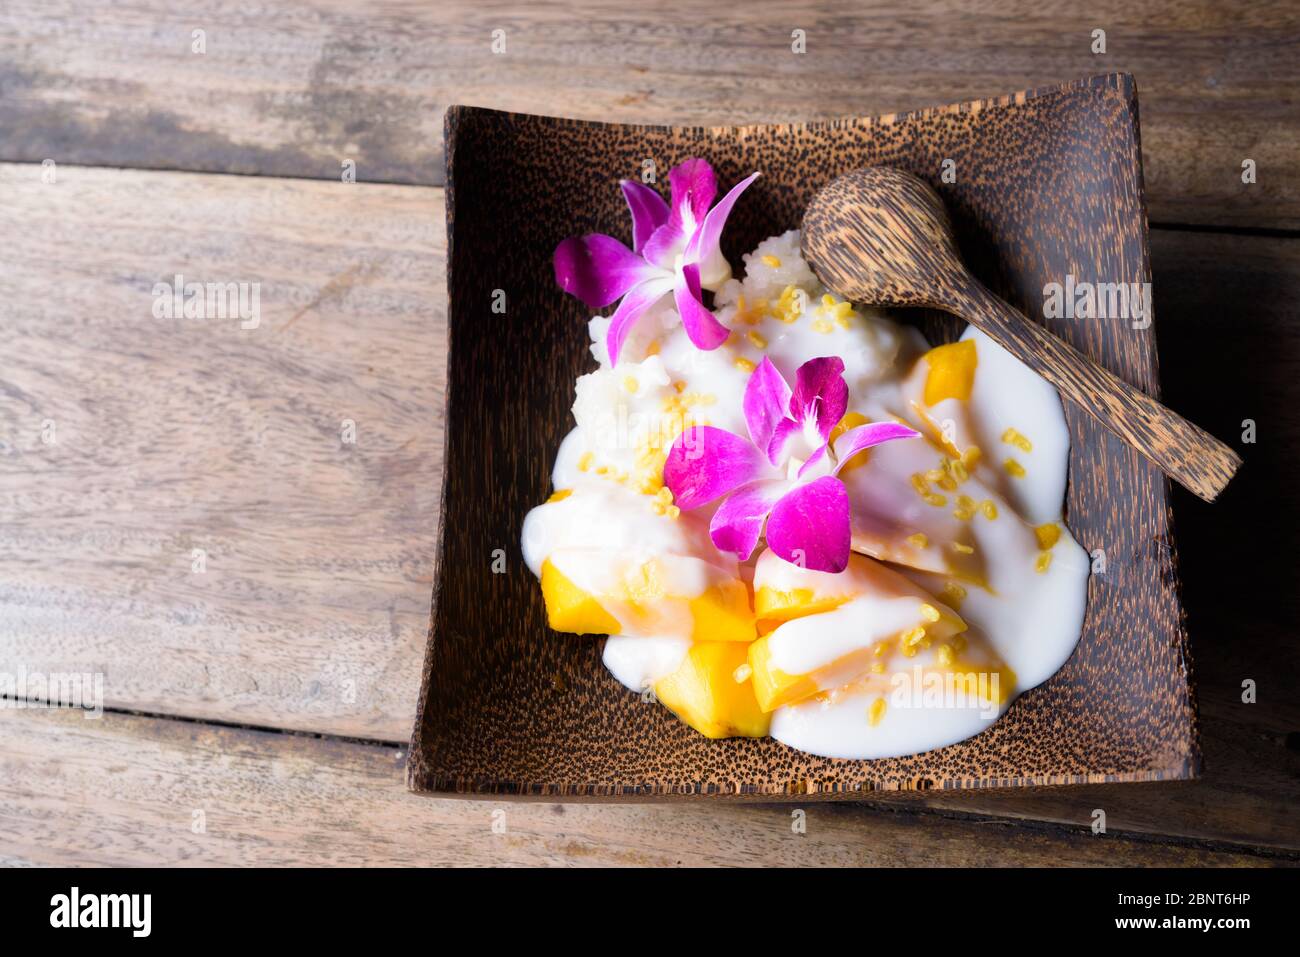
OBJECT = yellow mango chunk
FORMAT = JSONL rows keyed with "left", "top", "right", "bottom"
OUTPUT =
{"left": 655, "top": 642, "right": 770, "bottom": 739}
{"left": 754, "top": 586, "right": 850, "bottom": 626}
{"left": 689, "top": 580, "right": 757, "bottom": 643}
{"left": 922, "top": 339, "right": 977, "bottom": 406}
{"left": 540, "top": 559, "right": 621, "bottom": 635}
{"left": 542, "top": 558, "right": 755, "bottom": 641}
{"left": 752, "top": 548, "right": 860, "bottom": 626}
{"left": 748, "top": 635, "right": 840, "bottom": 712}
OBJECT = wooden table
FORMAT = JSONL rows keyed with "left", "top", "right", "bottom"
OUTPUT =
{"left": 1, "top": 0, "right": 1297, "bottom": 866}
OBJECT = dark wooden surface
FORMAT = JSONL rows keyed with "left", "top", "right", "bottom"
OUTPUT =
{"left": 0, "top": 1, "right": 1296, "bottom": 865}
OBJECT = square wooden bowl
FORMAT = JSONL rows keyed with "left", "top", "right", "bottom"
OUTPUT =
{"left": 408, "top": 73, "right": 1200, "bottom": 798}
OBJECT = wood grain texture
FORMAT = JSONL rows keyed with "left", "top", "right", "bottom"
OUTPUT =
{"left": 802, "top": 166, "right": 1241, "bottom": 502}
{"left": 0, "top": 0, "right": 1296, "bottom": 228}
{"left": 0, "top": 163, "right": 1295, "bottom": 853}
{"left": 0, "top": 163, "right": 446, "bottom": 740}
{"left": 412, "top": 79, "right": 1203, "bottom": 796}
{"left": 0, "top": 708, "right": 1291, "bottom": 866}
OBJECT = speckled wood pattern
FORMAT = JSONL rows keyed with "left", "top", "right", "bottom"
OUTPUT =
{"left": 408, "top": 73, "right": 1199, "bottom": 798}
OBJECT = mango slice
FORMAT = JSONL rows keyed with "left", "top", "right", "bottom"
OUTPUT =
{"left": 541, "top": 559, "right": 621, "bottom": 635}
{"left": 540, "top": 557, "right": 755, "bottom": 641}
{"left": 922, "top": 339, "right": 977, "bottom": 406}
{"left": 655, "top": 642, "right": 770, "bottom": 739}
{"left": 748, "top": 636, "right": 834, "bottom": 714}
{"left": 688, "top": 580, "right": 758, "bottom": 643}
{"left": 754, "top": 586, "right": 851, "bottom": 626}
{"left": 751, "top": 548, "right": 885, "bottom": 625}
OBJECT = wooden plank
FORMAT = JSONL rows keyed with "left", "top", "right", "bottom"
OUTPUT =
{"left": 0, "top": 163, "right": 1295, "bottom": 849}
{"left": 0, "top": 163, "right": 445, "bottom": 741}
{"left": 0, "top": 0, "right": 1296, "bottom": 227}
{"left": 0, "top": 708, "right": 1289, "bottom": 866}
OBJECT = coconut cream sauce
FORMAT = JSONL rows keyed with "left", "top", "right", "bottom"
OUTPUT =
{"left": 521, "top": 231, "right": 1089, "bottom": 759}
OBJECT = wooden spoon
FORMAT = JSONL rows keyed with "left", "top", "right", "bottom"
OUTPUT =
{"left": 801, "top": 166, "right": 1240, "bottom": 503}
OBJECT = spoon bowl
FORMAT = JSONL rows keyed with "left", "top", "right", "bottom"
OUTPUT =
{"left": 803, "top": 167, "right": 969, "bottom": 307}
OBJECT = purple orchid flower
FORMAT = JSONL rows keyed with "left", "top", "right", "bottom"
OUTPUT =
{"left": 663, "top": 357, "right": 920, "bottom": 573}
{"left": 553, "top": 159, "right": 761, "bottom": 366}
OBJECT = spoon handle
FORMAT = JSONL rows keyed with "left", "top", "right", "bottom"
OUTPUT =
{"left": 950, "top": 279, "right": 1241, "bottom": 503}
